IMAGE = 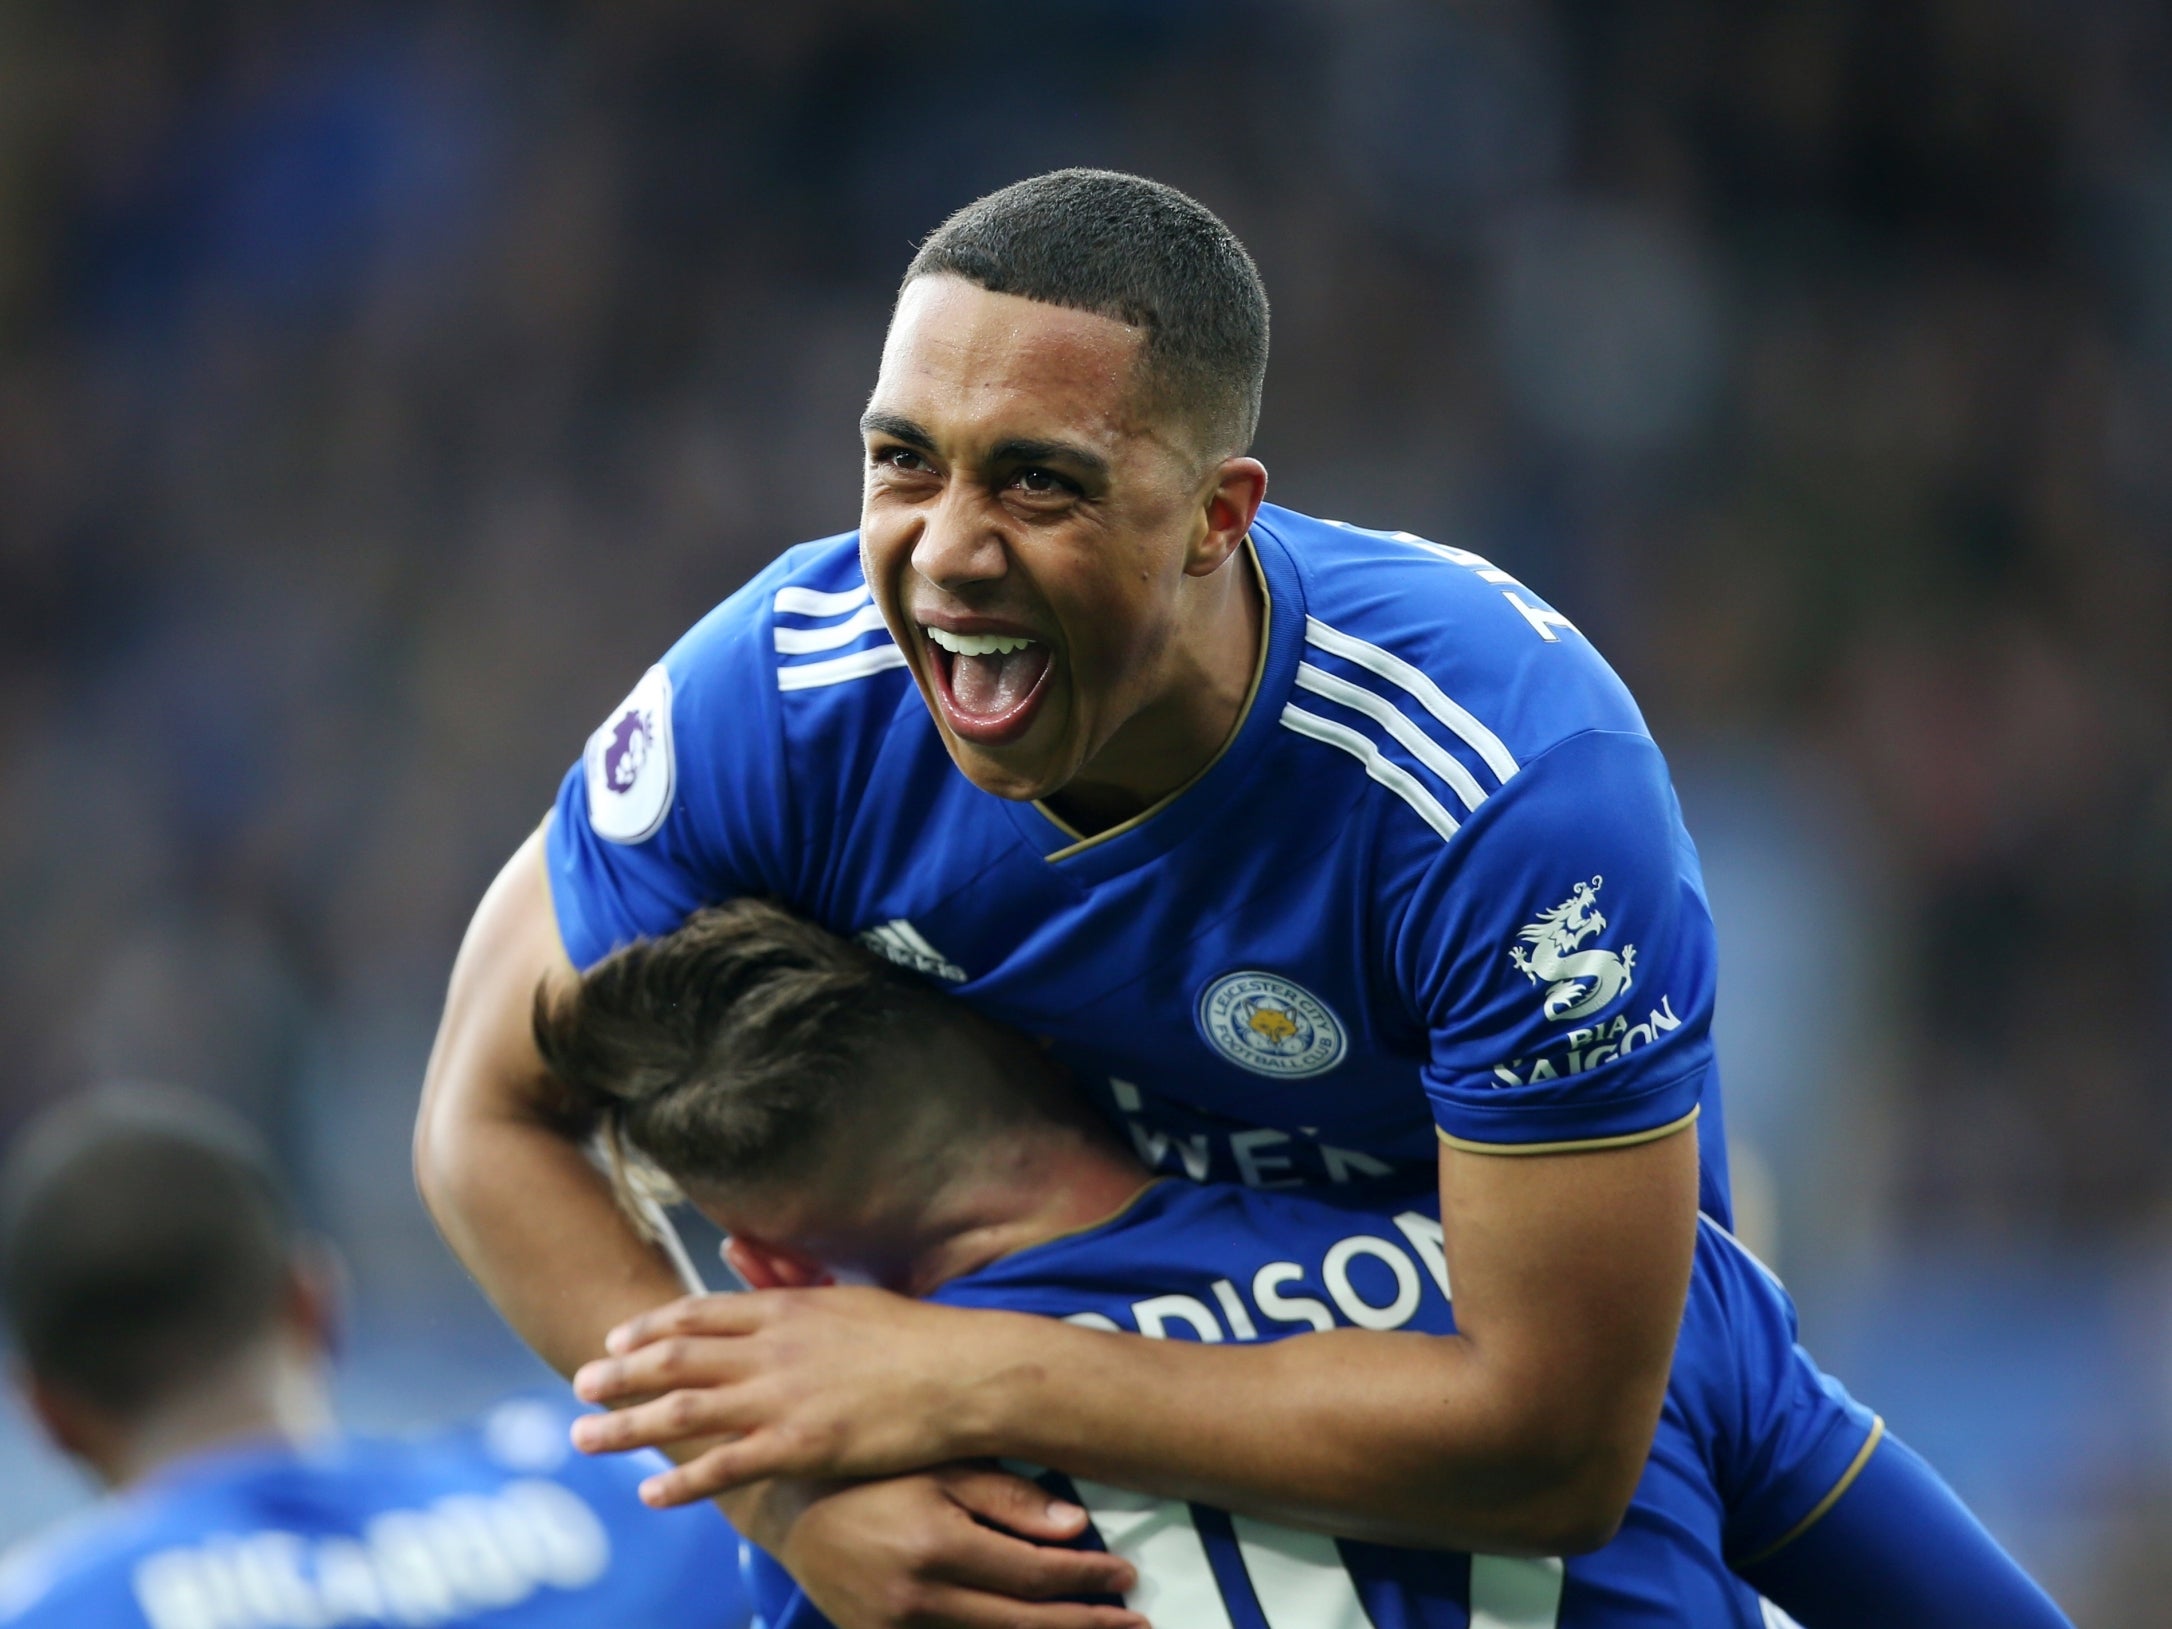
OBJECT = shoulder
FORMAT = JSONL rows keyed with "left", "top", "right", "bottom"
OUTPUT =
{"left": 664, "top": 530, "right": 909, "bottom": 706}
{"left": 1257, "top": 506, "right": 1675, "bottom": 874}
{"left": 576, "top": 530, "right": 920, "bottom": 857}
{"left": 1261, "top": 504, "right": 1650, "bottom": 771}
{"left": 658, "top": 530, "right": 923, "bottom": 785}
{"left": 0, "top": 1501, "right": 163, "bottom": 1627}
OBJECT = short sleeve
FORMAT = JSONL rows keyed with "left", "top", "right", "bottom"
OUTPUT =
{"left": 547, "top": 570, "right": 795, "bottom": 971}
{"left": 1399, "top": 729, "right": 1718, "bottom": 1152}
{"left": 1698, "top": 1228, "right": 1884, "bottom": 1564}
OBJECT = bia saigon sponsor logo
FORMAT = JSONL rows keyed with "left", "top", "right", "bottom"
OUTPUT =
{"left": 585, "top": 663, "right": 675, "bottom": 844}
{"left": 1197, "top": 971, "right": 1348, "bottom": 1079}
{"left": 1509, "top": 875, "right": 1637, "bottom": 1022}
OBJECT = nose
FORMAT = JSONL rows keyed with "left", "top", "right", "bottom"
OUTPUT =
{"left": 910, "top": 487, "right": 1010, "bottom": 595}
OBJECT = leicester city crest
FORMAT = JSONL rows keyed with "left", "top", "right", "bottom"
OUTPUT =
{"left": 1197, "top": 971, "right": 1348, "bottom": 1079}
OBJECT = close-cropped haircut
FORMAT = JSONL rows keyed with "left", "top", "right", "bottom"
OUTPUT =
{"left": 0, "top": 1085, "right": 296, "bottom": 1416}
{"left": 905, "top": 168, "right": 1270, "bottom": 458}
{"left": 533, "top": 900, "right": 952, "bottom": 1219}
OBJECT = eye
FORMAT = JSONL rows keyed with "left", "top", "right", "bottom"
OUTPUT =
{"left": 1012, "top": 467, "right": 1075, "bottom": 496}
{"left": 872, "top": 445, "right": 930, "bottom": 474}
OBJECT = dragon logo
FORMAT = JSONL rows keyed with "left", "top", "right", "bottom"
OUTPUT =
{"left": 1509, "top": 876, "right": 1636, "bottom": 1023}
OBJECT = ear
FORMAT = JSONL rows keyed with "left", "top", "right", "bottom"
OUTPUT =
{"left": 285, "top": 1238, "right": 349, "bottom": 1361}
{"left": 722, "top": 1234, "right": 833, "bottom": 1291}
{"left": 22, "top": 1369, "right": 109, "bottom": 1470}
{"left": 1186, "top": 456, "right": 1269, "bottom": 577}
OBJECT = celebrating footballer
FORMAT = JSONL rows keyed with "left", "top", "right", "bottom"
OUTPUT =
{"left": 416, "top": 171, "right": 2066, "bottom": 1629}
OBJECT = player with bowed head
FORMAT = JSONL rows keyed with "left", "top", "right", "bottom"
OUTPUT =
{"left": 539, "top": 899, "right": 2069, "bottom": 1629}
{"left": 0, "top": 1086, "right": 754, "bottom": 1629}
{"left": 422, "top": 169, "right": 1788, "bottom": 1625}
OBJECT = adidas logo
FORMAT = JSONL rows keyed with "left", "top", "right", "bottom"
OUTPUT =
{"left": 858, "top": 919, "right": 968, "bottom": 983}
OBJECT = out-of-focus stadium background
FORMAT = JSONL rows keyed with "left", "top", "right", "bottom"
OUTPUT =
{"left": 0, "top": 0, "right": 2165, "bottom": 1615}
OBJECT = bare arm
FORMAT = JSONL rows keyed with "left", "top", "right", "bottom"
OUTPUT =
{"left": 413, "top": 824, "right": 684, "bottom": 1373}
{"left": 576, "top": 1120, "right": 1700, "bottom": 1556}
{"left": 414, "top": 829, "right": 1142, "bottom": 1629}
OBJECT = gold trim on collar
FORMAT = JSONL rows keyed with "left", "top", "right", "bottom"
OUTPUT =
{"left": 1038, "top": 536, "right": 1273, "bottom": 861}
{"left": 1009, "top": 1175, "right": 1172, "bottom": 1256}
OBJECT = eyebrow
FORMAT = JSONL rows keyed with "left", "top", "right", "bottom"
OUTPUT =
{"left": 859, "top": 410, "right": 935, "bottom": 450}
{"left": 989, "top": 437, "right": 1109, "bottom": 479}
{"left": 859, "top": 411, "right": 1111, "bottom": 481}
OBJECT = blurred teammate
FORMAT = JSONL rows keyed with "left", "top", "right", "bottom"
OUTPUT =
{"left": 541, "top": 902, "right": 2071, "bottom": 1629}
{"left": 0, "top": 1086, "right": 752, "bottom": 1629}
{"left": 420, "top": 167, "right": 1739, "bottom": 1619}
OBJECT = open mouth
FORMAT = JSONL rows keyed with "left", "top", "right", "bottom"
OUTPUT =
{"left": 922, "top": 625, "right": 1054, "bottom": 745}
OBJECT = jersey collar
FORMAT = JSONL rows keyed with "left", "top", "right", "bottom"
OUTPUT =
{"left": 997, "top": 518, "right": 1307, "bottom": 884}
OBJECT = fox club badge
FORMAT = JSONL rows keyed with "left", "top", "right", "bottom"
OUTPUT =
{"left": 1197, "top": 971, "right": 1348, "bottom": 1079}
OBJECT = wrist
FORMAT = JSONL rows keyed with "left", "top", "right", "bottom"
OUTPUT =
{"left": 942, "top": 1308, "right": 1092, "bottom": 1462}
{"left": 721, "top": 1477, "right": 835, "bottom": 1555}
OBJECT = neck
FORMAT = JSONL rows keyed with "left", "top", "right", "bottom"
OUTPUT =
{"left": 891, "top": 1125, "right": 1154, "bottom": 1299}
{"left": 102, "top": 1334, "right": 334, "bottom": 1492}
{"left": 1045, "top": 537, "right": 1265, "bottom": 835}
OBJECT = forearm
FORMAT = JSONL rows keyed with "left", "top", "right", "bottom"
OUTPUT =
{"left": 954, "top": 1315, "right": 1639, "bottom": 1556}
{"left": 581, "top": 1131, "right": 1699, "bottom": 1553}
{"left": 413, "top": 826, "right": 684, "bottom": 1375}
{"left": 944, "top": 1138, "right": 1694, "bottom": 1556}
{"left": 416, "top": 1095, "right": 688, "bottom": 1376}
{"left": 411, "top": 827, "right": 816, "bottom": 1551}
{"left": 417, "top": 1102, "right": 812, "bottom": 1549}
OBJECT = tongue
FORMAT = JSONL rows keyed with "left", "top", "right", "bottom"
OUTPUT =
{"left": 950, "top": 645, "right": 1050, "bottom": 718}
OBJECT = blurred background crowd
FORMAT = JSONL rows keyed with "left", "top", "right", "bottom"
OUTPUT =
{"left": 1, "top": 0, "right": 2166, "bottom": 1616}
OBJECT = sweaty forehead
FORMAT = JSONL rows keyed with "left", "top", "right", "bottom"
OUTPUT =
{"left": 871, "top": 276, "right": 1156, "bottom": 452}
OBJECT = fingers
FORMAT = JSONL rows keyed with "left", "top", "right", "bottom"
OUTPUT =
{"left": 896, "top": 1582, "right": 1146, "bottom": 1629}
{"left": 574, "top": 1333, "right": 754, "bottom": 1406}
{"left": 779, "top": 1473, "right": 1144, "bottom": 1629}
{"left": 936, "top": 1465, "right": 1092, "bottom": 1543}
{"left": 569, "top": 1385, "right": 759, "bottom": 1457}
{"left": 920, "top": 1514, "right": 1138, "bottom": 1605}
{"left": 605, "top": 1289, "right": 769, "bottom": 1355}
{"left": 635, "top": 1437, "right": 780, "bottom": 1506}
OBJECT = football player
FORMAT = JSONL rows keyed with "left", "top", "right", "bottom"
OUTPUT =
{"left": 0, "top": 1087, "right": 753, "bottom": 1629}
{"left": 539, "top": 901, "right": 2069, "bottom": 1629}
{"left": 424, "top": 168, "right": 1785, "bottom": 1623}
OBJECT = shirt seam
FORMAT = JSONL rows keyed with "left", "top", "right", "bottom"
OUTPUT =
{"left": 1731, "top": 1415, "right": 1886, "bottom": 1568}
{"left": 1437, "top": 1104, "right": 1699, "bottom": 1156}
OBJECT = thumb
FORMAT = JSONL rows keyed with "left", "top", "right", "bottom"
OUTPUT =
{"left": 939, "top": 1463, "right": 1093, "bottom": 1542}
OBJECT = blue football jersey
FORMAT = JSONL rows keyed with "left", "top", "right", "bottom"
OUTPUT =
{"left": 548, "top": 503, "right": 1731, "bottom": 1223}
{"left": 0, "top": 1396, "right": 752, "bottom": 1629}
{"left": 744, "top": 1181, "right": 1878, "bottom": 1629}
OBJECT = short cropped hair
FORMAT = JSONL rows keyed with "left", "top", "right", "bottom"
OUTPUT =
{"left": 534, "top": 901, "right": 953, "bottom": 1216}
{"left": 905, "top": 169, "right": 1270, "bottom": 457}
{"left": 0, "top": 1086, "right": 295, "bottom": 1416}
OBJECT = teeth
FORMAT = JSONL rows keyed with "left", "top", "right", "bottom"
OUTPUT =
{"left": 925, "top": 627, "right": 1036, "bottom": 657}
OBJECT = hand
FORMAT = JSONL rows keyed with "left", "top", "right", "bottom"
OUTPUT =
{"left": 570, "top": 1286, "right": 1037, "bottom": 1502}
{"left": 771, "top": 1467, "right": 1145, "bottom": 1629}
